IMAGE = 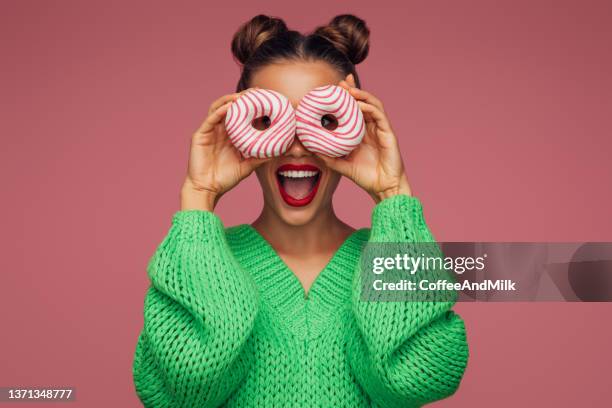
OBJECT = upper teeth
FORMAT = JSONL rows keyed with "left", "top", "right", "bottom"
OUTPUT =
{"left": 278, "top": 170, "right": 319, "bottom": 178}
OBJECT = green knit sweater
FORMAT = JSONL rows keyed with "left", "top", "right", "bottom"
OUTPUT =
{"left": 133, "top": 195, "right": 468, "bottom": 407}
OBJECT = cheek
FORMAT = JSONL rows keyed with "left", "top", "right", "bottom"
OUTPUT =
{"left": 255, "top": 167, "right": 269, "bottom": 187}
{"left": 255, "top": 162, "right": 277, "bottom": 194}
{"left": 323, "top": 172, "right": 342, "bottom": 196}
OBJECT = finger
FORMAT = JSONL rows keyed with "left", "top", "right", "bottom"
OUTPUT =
{"left": 358, "top": 101, "right": 392, "bottom": 133}
{"left": 208, "top": 93, "right": 241, "bottom": 115}
{"left": 348, "top": 88, "right": 385, "bottom": 112}
{"left": 207, "top": 88, "right": 260, "bottom": 115}
{"left": 239, "top": 86, "right": 258, "bottom": 94}
{"left": 337, "top": 80, "right": 351, "bottom": 91}
{"left": 239, "top": 156, "right": 270, "bottom": 175}
{"left": 197, "top": 103, "right": 231, "bottom": 135}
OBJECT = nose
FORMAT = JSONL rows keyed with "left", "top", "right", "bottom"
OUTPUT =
{"left": 284, "top": 135, "right": 312, "bottom": 158}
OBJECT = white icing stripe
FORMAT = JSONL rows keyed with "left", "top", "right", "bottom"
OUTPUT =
{"left": 226, "top": 85, "right": 365, "bottom": 158}
{"left": 225, "top": 89, "right": 296, "bottom": 158}
{"left": 295, "top": 85, "right": 365, "bottom": 157}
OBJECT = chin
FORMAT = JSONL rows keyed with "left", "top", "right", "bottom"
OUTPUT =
{"left": 257, "top": 160, "right": 337, "bottom": 226}
{"left": 274, "top": 205, "right": 321, "bottom": 226}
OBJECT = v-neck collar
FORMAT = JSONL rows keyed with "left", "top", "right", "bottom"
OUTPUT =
{"left": 225, "top": 224, "right": 370, "bottom": 340}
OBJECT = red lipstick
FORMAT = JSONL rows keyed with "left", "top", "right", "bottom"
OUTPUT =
{"left": 276, "top": 164, "right": 321, "bottom": 207}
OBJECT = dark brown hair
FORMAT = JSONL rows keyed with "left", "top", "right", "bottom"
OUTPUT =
{"left": 231, "top": 14, "right": 370, "bottom": 92}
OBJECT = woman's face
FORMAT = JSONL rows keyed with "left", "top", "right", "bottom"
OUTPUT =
{"left": 250, "top": 61, "right": 347, "bottom": 226}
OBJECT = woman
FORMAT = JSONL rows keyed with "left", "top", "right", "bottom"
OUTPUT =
{"left": 133, "top": 14, "right": 468, "bottom": 408}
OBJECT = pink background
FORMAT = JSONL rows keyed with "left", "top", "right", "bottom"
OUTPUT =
{"left": 2, "top": 0, "right": 611, "bottom": 406}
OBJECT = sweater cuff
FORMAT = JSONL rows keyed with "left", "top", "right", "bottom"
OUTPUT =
{"left": 170, "top": 209, "right": 225, "bottom": 244}
{"left": 371, "top": 194, "right": 429, "bottom": 241}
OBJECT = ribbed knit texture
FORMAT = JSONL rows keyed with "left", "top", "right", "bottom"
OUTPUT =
{"left": 133, "top": 195, "right": 469, "bottom": 407}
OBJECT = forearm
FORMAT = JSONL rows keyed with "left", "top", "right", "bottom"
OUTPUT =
{"left": 348, "top": 310, "right": 468, "bottom": 407}
{"left": 349, "top": 195, "right": 468, "bottom": 406}
{"left": 147, "top": 209, "right": 257, "bottom": 317}
{"left": 134, "top": 210, "right": 258, "bottom": 407}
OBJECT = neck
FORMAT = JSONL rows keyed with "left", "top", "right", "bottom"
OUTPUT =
{"left": 252, "top": 202, "right": 354, "bottom": 256}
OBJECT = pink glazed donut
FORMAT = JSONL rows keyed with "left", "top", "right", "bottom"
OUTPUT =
{"left": 295, "top": 85, "right": 366, "bottom": 157}
{"left": 225, "top": 89, "right": 296, "bottom": 158}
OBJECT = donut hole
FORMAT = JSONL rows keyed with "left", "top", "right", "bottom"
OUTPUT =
{"left": 251, "top": 116, "right": 272, "bottom": 130}
{"left": 320, "top": 114, "right": 339, "bottom": 131}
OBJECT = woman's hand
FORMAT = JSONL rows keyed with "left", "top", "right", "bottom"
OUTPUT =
{"left": 316, "top": 81, "right": 412, "bottom": 203}
{"left": 181, "top": 91, "right": 267, "bottom": 211}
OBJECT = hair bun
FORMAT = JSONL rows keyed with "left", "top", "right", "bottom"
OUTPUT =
{"left": 314, "top": 14, "right": 370, "bottom": 65}
{"left": 231, "top": 15, "right": 288, "bottom": 64}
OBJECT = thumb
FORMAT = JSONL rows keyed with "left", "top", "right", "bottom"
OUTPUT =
{"left": 239, "top": 156, "right": 270, "bottom": 176}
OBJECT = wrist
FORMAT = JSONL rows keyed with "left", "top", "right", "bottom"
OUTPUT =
{"left": 180, "top": 181, "right": 218, "bottom": 211}
{"left": 373, "top": 174, "right": 412, "bottom": 203}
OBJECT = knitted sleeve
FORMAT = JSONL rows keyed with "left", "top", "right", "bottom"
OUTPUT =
{"left": 348, "top": 195, "right": 469, "bottom": 408}
{"left": 133, "top": 210, "right": 258, "bottom": 408}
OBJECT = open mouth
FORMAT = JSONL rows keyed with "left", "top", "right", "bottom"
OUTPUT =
{"left": 276, "top": 163, "right": 321, "bottom": 207}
